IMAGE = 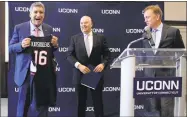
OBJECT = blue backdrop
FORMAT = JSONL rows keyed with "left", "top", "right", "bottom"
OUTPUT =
{"left": 8, "top": 1, "right": 164, "bottom": 117}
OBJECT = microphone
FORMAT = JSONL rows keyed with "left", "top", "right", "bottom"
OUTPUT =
{"left": 144, "top": 26, "right": 155, "bottom": 46}
{"left": 144, "top": 26, "right": 151, "bottom": 37}
{"left": 125, "top": 26, "right": 153, "bottom": 56}
{"left": 126, "top": 37, "right": 145, "bottom": 49}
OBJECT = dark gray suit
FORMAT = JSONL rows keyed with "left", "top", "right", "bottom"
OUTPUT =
{"left": 67, "top": 32, "right": 111, "bottom": 117}
{"left": 142, "top": 24, "right": 185, "bottom": 117}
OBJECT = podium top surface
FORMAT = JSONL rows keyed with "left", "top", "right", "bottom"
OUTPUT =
{"left": 110, "top": 48, "right": 187, "bottom": 69}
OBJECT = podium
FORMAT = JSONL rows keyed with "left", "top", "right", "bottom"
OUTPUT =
{"left": 110, "top": 48, "right": 186, "bottom": 117}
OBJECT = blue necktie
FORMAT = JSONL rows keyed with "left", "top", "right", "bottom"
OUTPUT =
{"left": 152, "top": 29, "right": 157, "bottom": 45}
{"left": 152, "top": 29, "right": 158, "bottom": 53}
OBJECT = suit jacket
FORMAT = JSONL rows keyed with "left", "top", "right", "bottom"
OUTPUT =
{"left": 67, "top": 32, "right": 111, "bottom": 84}
{"left": 9, "top": 21, "right": 54, "bottom": 86}
{"left": 142, "top": 23, "right": 185, "bottom": 77}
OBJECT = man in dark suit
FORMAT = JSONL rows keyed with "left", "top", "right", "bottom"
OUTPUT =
{"left": 67, "top": 16, "right": 111, "bottom": 117}
{"left": 9, "top": 2, "right": 58, "bottom": 117}
{"left": 142, "top": 5, "right": 185, "bottom": 117}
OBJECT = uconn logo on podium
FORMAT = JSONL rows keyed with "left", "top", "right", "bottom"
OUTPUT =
{"left": 133, "top": 77, "right": 182, "bottom": 98}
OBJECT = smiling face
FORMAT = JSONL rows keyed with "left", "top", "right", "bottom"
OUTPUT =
{"left": 80, "top": 16, "right": 93, "bottom": 34}
{"left": 30, "top": 6, "right": 45, "bottom": 27}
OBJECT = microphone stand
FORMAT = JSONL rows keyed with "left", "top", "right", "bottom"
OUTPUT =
{"left": 126, "top": 37, "right": 145, "bottom": 56}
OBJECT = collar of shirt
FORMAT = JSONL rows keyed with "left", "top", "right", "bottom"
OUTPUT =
{"left": 152, "top": 22, "right": 163, "bottom": 32}
{"left": 83, "top": 31, "right": 93, "bottom": 37}
{"left": 30, "top": 20, "right": 43, "bottom": 31}
{"left": 83, "top": 31, "right": 93, "bottom": 55}
{"left": 152, "top": 23, "right": 163, "bottom": 54}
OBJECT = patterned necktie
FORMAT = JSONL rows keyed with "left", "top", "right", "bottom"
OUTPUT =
{"left": 84, "top": 34, "right": 90, "bottom": 57}
{"left": 152, "top": 29, "right": 157, "bottom": 53}
{"left": 34, "top": 27, "right": 40, "bottom": 37}
{"left": 152, "top": 29, "right": 157, "bottom": 45}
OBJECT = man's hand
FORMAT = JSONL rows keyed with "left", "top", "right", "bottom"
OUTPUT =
{"left": 93, "top": 63, "right": 104, "bottom": 72}
{"left": 51, "top": 36, "right": 58, "bottom": 47}
{"left": 21, "top": 38, "right": 31, "bottom": 48}
{"left": 78, "top": 64, "right": 91, "bottom": 74}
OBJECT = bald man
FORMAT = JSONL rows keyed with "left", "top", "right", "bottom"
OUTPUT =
{"left": 67, "top": 16, "right": 111, "bottom": 117}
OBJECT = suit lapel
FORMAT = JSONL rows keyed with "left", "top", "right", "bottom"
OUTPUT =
{"left": 80, "top": 34, "right": 89, "bottom": 57}
{"left": 25, "top": 22, "right": 49, "bottom": 37}
{"left": 79, "top": 32, "right": 97, "bottom": 57}
{"left": 158, "top": 24, "right": 168, "bottom": 48}
{"left": 143, "top": 40, "right": 155, "bottom": 56}
{"left": 154, "top": 24, "right": 169, "bottom": 55}
{"left": 42, "top": 24, "right": 48, "bottom": 36}
{"left": 144, "top": 40, "right": 152, "bottom": 48}
{"left": 24, "top": 21, "right": 30, "bottom": 37}
{"left": 90, "top": 33, "right": 97, "bottom": 56}
{"left": 143, "top": 24, "right": 169, "bottom": 56}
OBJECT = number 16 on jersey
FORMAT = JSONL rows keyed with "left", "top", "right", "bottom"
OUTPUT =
{"left": 34, "top": 50, "right": 47, "bottom": 65}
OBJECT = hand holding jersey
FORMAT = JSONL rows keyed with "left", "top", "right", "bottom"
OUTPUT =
{"left": 21, "top": 35, "right": 58, "bottom": 49}
{"left": 29, "top": 35, "right": 57, "bottom": 110}
{"left": 9, "top": 2, "right": 58, "bottom": 117}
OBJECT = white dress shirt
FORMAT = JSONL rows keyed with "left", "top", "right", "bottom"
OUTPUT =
{"left": 75, "top": 31, "right": 93, "bottom": 68}
{"left": 84, "top": 32, "right": 93, "bottom": 56}
{"left": 152, "top": 23, "right": 163, "bottom": 53}
{"left": 30, "top": 21, "right": 44, "bottom": 37}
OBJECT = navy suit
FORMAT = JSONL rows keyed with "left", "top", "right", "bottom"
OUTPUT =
{"left": 142, "top": 24, "right": 185, "bottom": 117}
{"left": 9, "top": 21, "right": 55, "bottom": 117}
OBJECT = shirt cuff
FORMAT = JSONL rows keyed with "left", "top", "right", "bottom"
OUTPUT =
{"left": 75, "top": 62, "right": 81, "bottom": 69}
